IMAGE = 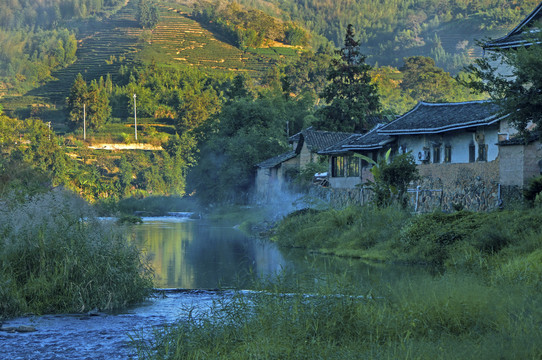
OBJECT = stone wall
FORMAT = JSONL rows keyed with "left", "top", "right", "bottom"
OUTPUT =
{"left": 308, "top": 159, "right": 523, "bottom": 212}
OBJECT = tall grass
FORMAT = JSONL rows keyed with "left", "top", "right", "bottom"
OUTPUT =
{"left": 0, "top": 190, "right": 153, "bottom": 319}
{"left": 134, "top": 271, "right": 542, "bottom": 359}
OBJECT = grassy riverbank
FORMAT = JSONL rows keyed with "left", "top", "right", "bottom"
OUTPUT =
{"left": 134, "top": 205, "right": 541, "bottom": 359}
{"left": 0, "top": 190, "right": 153, "bottom": 319}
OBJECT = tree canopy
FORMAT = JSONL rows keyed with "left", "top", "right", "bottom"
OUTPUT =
{"left": 314, "top": 24, "right": 381, "bottom": 133}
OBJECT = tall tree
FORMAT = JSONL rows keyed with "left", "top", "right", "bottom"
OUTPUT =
{"left": 315, "top": 24, "right": 381, "bottom": 133}
{"left": 86, "top": 79, "right": 111, "bottom": 130}
{"left": 66, "top": 73, "right": 88, "bottom": 130}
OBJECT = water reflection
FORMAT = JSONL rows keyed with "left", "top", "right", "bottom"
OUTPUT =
{"left": 130, "top": 218, "right": 432, "bottom": 291}
{"left": 130, "top": 218, "right": 289, "bottom": 289}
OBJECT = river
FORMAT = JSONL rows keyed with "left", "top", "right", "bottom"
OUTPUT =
{"left": 1, "top": 215, "right": 426, "bottom": 359}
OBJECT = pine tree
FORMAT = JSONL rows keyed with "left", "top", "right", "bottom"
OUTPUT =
{"left": 315, "top": 24, "right": 381, "bottom": 133}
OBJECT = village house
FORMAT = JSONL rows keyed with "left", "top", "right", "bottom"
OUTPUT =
{"left": 317, "top": 124, "right": 393, "bottom": 189}
{"left": 254, "top": 127, "right": 352, "bottom": 201}
{"left": 483, "top": 2, "right": 542, "bottom": 75}
{"left": 317, "top": 100, "right": 526, "bottom": 211}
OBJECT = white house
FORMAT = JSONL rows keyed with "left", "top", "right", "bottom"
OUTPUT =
{"left": 377, "top": 101, "right": 512, "bottom": 166}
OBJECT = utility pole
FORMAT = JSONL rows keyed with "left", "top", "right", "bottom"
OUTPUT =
{"left": 133, "top": 93, "right": 137, "bottom": 141}
{"left": 83, "top": 103, "right": 86, "bottom": 141}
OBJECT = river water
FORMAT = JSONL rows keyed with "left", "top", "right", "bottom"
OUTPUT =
{"left": 1, "top": 216, "right": 425, "bottom": 359}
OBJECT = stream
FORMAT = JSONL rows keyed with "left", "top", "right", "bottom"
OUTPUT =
{"left": 1, "top": 216, "right": 427, "bottom": 359}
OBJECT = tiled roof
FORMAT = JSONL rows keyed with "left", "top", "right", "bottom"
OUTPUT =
{"left": 256, "top": 151, "right": 297, "bottom": 169}
{"left": 290, "top": 127, "right": 353, "bottom": 152}
{"left": 378, "top": 101, "right": 506, "bottom": 135}
{"left": 318, "top": 124, "right": 394, "bottom": 155}
{"left": 484, "top": 2, "right": 542, "bottom": 50}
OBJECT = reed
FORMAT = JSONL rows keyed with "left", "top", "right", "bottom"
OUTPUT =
{"left": 0, "top": 190, "right": 153, "bottom": 319}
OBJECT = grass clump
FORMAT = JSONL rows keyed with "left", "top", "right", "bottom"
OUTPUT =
{"left": 273, "top": 205, "right": 411, "bottom": 259}
{"left": 0, "top": 190, "right": 153, "bottom": 319}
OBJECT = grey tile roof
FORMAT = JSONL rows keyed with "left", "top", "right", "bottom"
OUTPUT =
{"left": 289, "top": 127, "right": 353, "bottom": 151}
{"left": 484, "top": 2, "right": 542, "bottom": 50}
{"left": 318, "top": 124, "right": 394, "bottom": 155}
{"left": 378, "top": 101, "right": 506, "bottom": 135}
{"left": 256, "top": 150, "right": 297, "bottom": 169}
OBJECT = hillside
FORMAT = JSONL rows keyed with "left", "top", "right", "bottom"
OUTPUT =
{"left": 0, "top": 0, "right": 298, "bottom": 130}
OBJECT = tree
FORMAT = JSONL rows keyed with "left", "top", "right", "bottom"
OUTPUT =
{"left": 315, "top": 24, "right": 381, "bottom": 133}
{"left": 401, "top": 56, "right": 463, "bottom": 102}
{"left": 66, "top": 73, "right": 88, "bottom": 130}
{"left": 86, "top": 79, "right": 111, "bottom": 130}
{"left": 136, "top": 0, "right": 159, "bottom": 29}
{"left": 356, "top": 149, "right": 419, "bottom": 208}
{"left": 463, "top": 38, "right": 542, "bottom": 136}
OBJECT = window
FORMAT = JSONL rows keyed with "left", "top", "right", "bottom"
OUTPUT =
{"left": 331, "top": 156, "right": 345, "bottom": 177}
{"left": 346, "top": 156, "right": 360, "bottom": 177}
{"left": 469, "top": 143, "right": 476, "bottom": 163}
{"left": 444, "top": 145, "right": 452, "bottom": 163}
{"left": 478, "top": 144, "right": 488, "bottom": 161}
{"left": 433, "top": 146, "right": 441, "bottom": 163}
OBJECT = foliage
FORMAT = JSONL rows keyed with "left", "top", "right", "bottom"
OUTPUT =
{"left": 523, "top": 175, "right": 542, "bottom": 204}
{"left": 0, "top": 190, "right": 153, "bottom": 318}
{"left": 235, "top": 0, "right": 540, "bottom": 72}
{"left": 191, "top": 0, "right": 308, "bottom": 49}
{"left": 356, "top": 150, "right": 419, "bottom": 208}
{"left": 0, "top": 28, "right": 78, "bottom": 93}
{"left": 315, "top": 25, "right": 381, "bottom": 132}
{"left": 66, "top": 73, "right": 111, "bottom": 131}
{"left": 136, "top": 0, "right": 160, "bottom": 29}
{"left": 400, "top": 56, "right": 478, "bottom": 102}
{"left": 187, "top": 91, "right": 314, "bottom": 205}
{"left": 463, "top": 35, "right": 542, "bottom": 136}
{"left": 135, "top": 268, "right": 541, "bottom": 359}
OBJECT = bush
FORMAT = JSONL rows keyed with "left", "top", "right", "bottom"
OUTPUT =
{"left": 0, "top": 190, "right": 153, "bottom": 318}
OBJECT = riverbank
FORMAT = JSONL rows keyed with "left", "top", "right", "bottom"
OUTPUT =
{"left": 0, "top": 190, "right": 153, "bottom": 320}
{"left": 133, "top": 205, "right": 541, "bottom": 359}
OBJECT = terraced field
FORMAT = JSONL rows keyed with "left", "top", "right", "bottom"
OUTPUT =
{"left": 1, "top": 1, "right": 143, "bottom": 130}
{"left": 138, "top": 5, "right": 299, "bottom": 77}
{"left": 0, "top": 0, "right": 300, "bottom": 132}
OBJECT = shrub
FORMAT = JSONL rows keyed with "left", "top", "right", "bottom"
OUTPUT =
{"left": 0, "top": 190, "right": 153, "bottom": 318}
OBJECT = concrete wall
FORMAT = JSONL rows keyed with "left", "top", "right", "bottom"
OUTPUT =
{"left": 500, "top": 141, "right": 542, "bottom": 186}
{"left": 396, "top": 125, "right": 500, "bottom": 165}
{"left": 414, "top": 160, "right": 501, "bottom": 212}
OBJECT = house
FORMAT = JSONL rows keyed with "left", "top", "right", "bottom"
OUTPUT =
{"left": 483, "top": 2, "right": 542, "bottom": 76}
{"left": 317, "top": 124, "right": 393, "bottom": 188}
{"left": 377, "top": 101, "right": 511, "bottom": 165}
{"left": 316, "top": 101, "right": 522, "bottom": 211}
{"left": 483, "top": 2, "right": 542, "bottom": 51}
{"left": 254, "top": 127, "right": 352, "bottom": 201}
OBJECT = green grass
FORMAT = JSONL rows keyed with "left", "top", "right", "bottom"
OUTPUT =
{"left": 0, "top": 190, "right": 153, "bottom": 319}
{"left": 133, "top": 270, "right": 541, "bottom": 359}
